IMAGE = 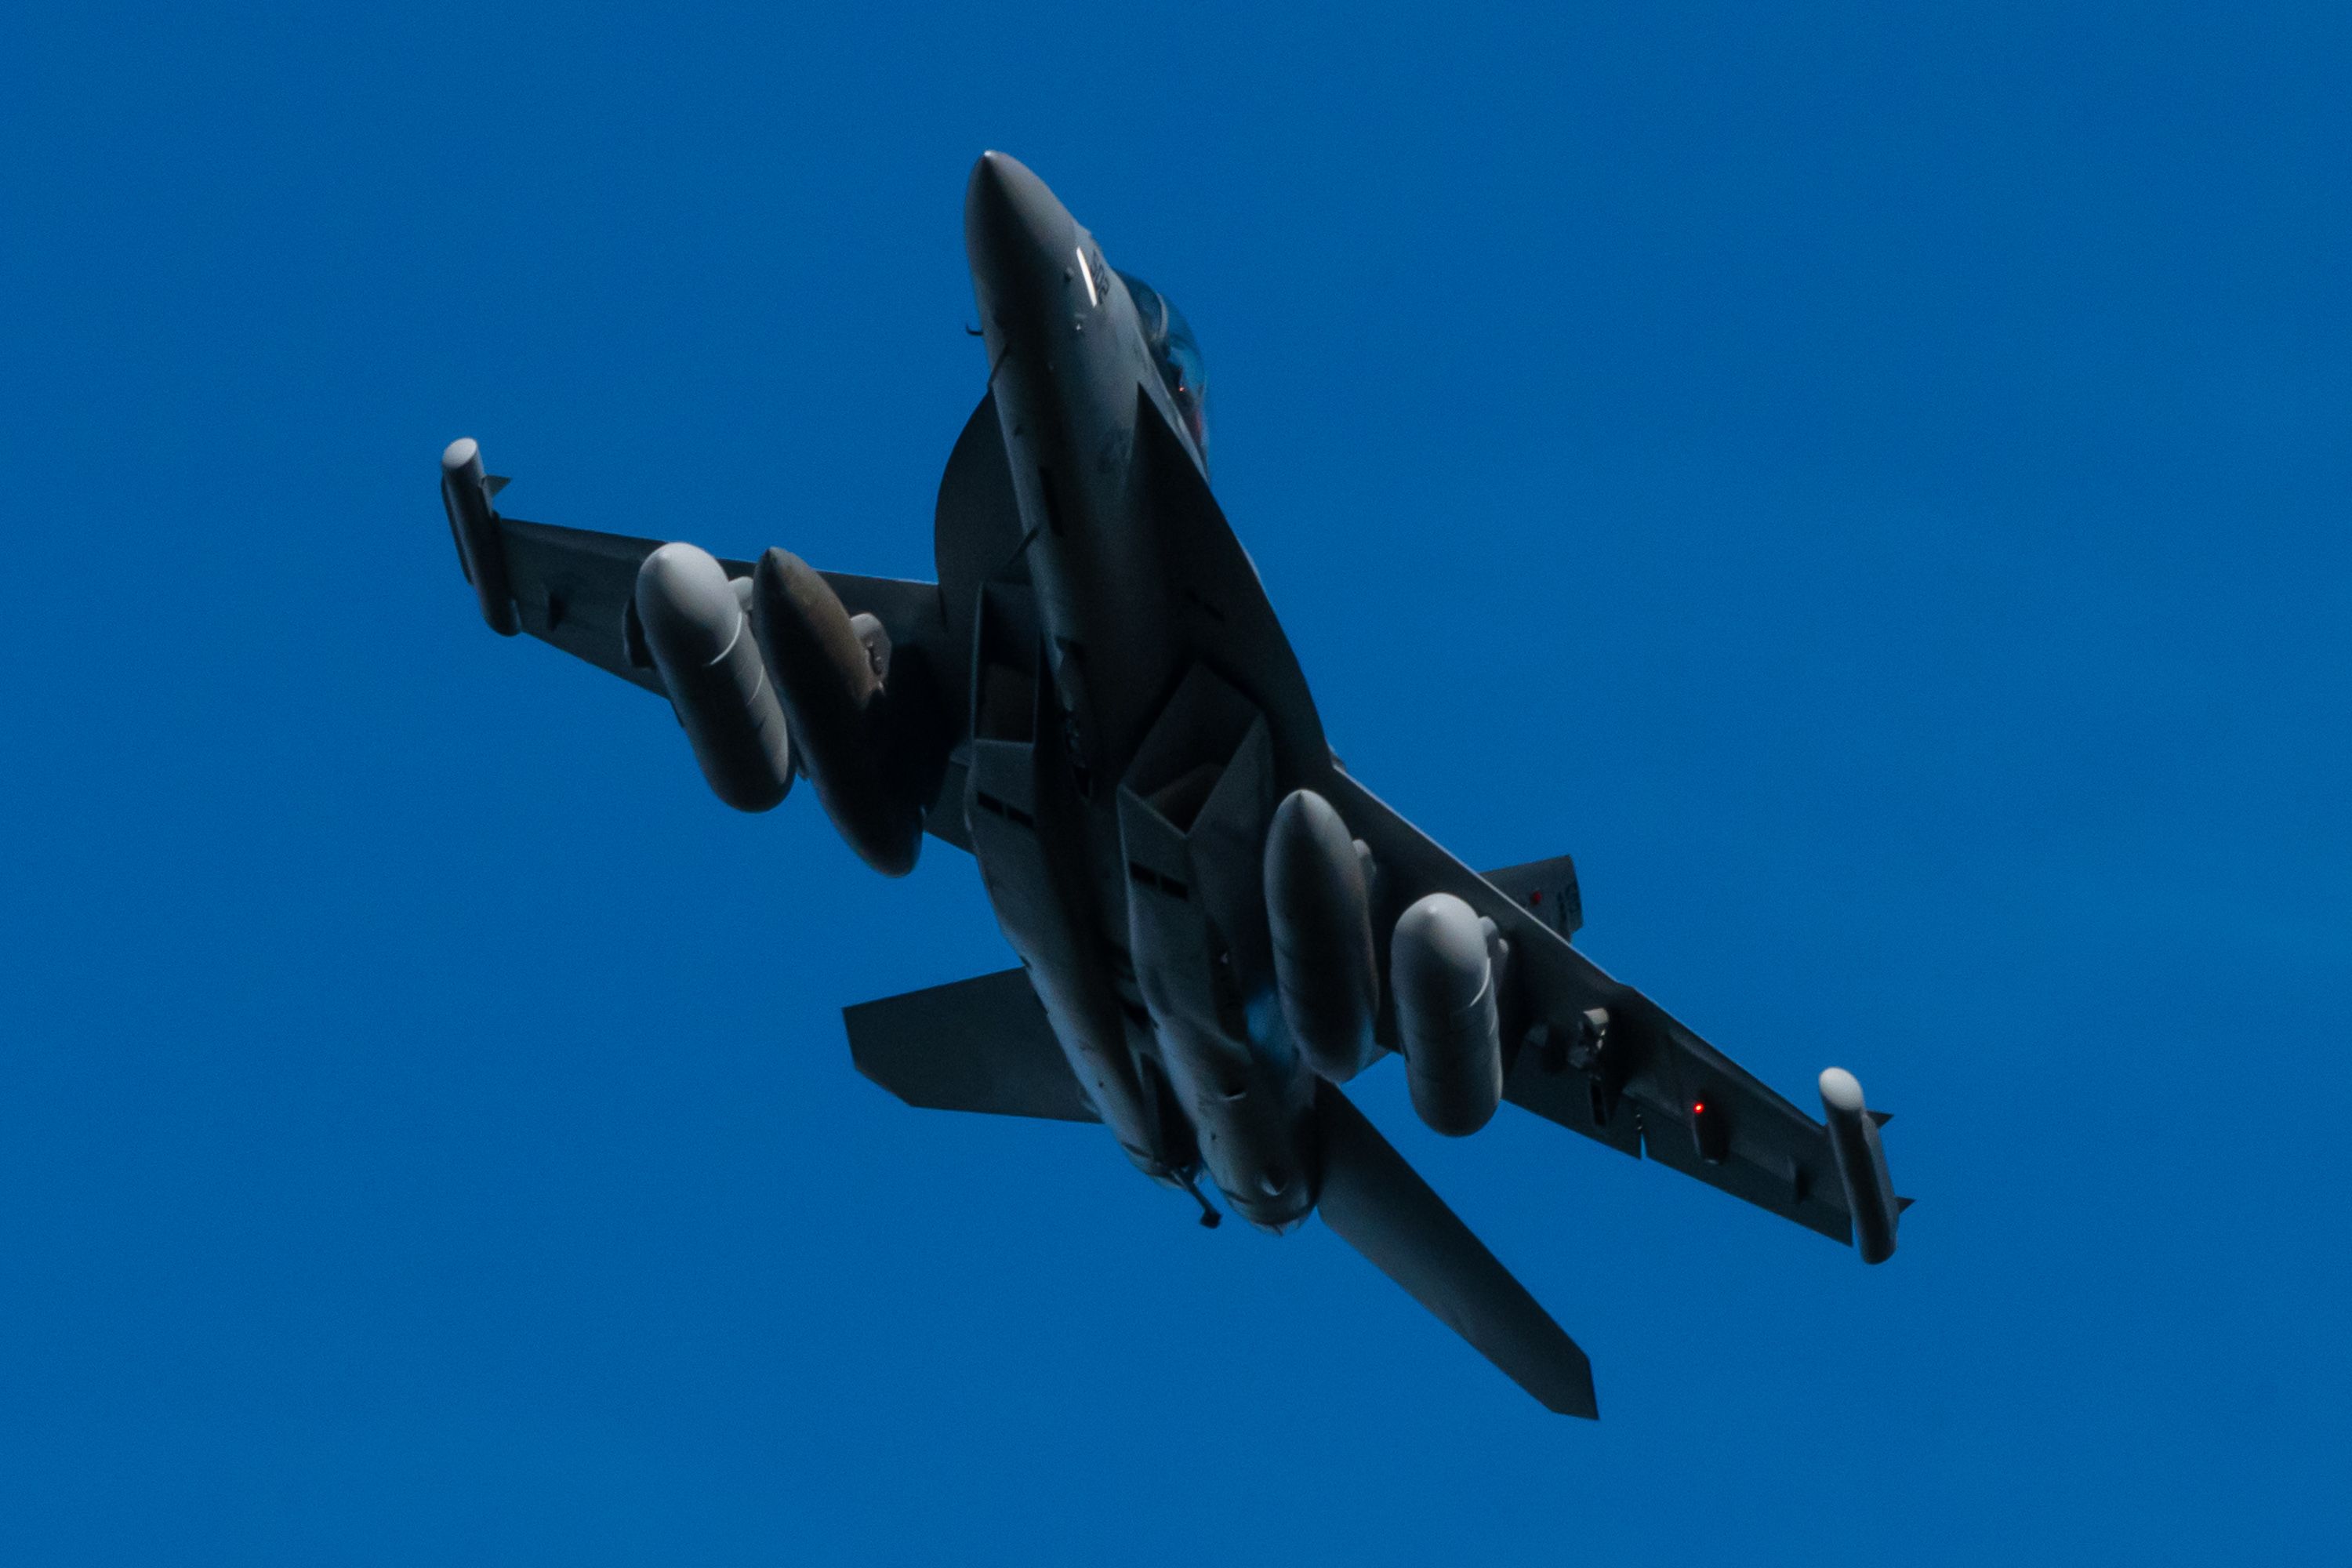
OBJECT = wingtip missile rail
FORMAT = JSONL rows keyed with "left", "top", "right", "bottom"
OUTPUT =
{"left": 1818, "top": 1066, "right": 1907, "bottom": 1264}
{"left": 439, "top": 437, "right": 519, "bottom": 637}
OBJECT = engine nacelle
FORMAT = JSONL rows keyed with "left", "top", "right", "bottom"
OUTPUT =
{"left": 633, "top": 543, "right": 794, "bottom": 813}
{"left": 1392, "top": 892, "right": 1505, "bottom": 1136}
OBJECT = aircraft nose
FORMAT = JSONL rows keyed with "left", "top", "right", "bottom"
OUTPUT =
{"left": 964, "top": 151, "right": 1075, "bottom": 318}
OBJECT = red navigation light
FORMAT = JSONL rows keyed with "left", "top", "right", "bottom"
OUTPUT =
{"left": 1530, "top": 890, "right": 1543, "bottom": 905}
{"left": 1690, "top": 1096, "right": 1729, "bottom": 1164}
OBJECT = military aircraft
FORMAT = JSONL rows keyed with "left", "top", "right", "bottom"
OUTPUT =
{"left": 436, "top": 151, "right": 1907, "bottom": 1417}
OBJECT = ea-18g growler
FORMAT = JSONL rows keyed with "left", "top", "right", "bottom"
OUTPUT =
{"left": 437, "top": 151, "right": 1908, "bottom": 1417}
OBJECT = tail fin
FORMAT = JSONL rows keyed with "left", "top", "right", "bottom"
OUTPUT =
{"left": 1313, "top": 1083, "right": 1598, "bottom": 1417}
{"left": 1480, "top": 855, "right": 1581, "bottom": 940}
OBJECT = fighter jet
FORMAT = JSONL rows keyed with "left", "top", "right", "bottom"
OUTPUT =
{"left": 436, "top": 151, "right": 1907, "bottom": 1417}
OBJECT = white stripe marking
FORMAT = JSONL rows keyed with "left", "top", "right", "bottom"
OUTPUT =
{"left": 1076, "top": 245, "right": 1098, "bottom": 307}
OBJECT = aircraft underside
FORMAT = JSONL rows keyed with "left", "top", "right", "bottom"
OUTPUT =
{"left": 432, "top": 151, "right": 1908, "bottom": 1418}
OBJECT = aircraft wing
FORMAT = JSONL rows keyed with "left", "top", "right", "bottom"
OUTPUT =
{"left": 453, "top": 504, "right": 973, "bottom": 850}
{"left": 1116, "top": 388, "right": 1864, "bottom": 1245}
{"left": 1319, "top": 769, "right": 1858, "bottom": 1246}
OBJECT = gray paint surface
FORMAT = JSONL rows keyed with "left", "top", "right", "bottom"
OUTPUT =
{"left": 436, "top": 151, "right": 1907, "bottom": 1417}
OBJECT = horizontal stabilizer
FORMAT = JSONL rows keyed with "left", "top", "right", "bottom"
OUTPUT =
{"left": 1314, "top": 1083, "right": 1597, "bottom": 1417}
{"left": 844, "top": 967, "right": 1099, "bottom": 1123}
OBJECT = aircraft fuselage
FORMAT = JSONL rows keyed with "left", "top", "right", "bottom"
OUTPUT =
{"left": 959, "top": 153, "right": 1316, "bottom": 1228}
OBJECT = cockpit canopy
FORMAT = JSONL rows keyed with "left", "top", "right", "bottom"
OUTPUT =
{"left": 1118, "top": 270, "right": 1208, "bottom": 467}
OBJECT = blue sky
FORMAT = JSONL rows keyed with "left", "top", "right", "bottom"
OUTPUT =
{"left": 5, "top": 3, "right": 2347, "bottom": 1562}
